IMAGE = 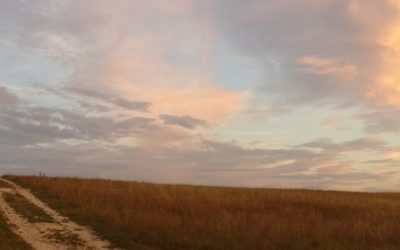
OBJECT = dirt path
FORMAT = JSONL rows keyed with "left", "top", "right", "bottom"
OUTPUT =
{"left": 0, "top": 177, "right": 116, "bottom": 250}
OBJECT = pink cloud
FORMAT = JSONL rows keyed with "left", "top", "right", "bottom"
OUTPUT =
{"left": 115, "top": 82, "right": 246, "bottom": 122}
{"left": 297, "top": 56, "right": 359, "bottom": 78}
{"left": 72, "top": 34, "right": 247, "bottom": 123}
{"left": 384, "top": 151, "right": 400, "bottom": 160}
{"left": 347, "top": 0, "right": 400, "bottom": 107}
{"left": 316, "top": 164, "right": 350, "bottom": 174}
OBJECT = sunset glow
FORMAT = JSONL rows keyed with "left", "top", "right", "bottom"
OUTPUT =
{"left": 1, "top": 0, "right": 400, "bottom": 191}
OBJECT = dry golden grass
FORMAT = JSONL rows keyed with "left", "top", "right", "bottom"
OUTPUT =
{"left": 0, "top": 179, "right": 12, "bottom": 189}
{"left": 5, "top": 175, "right": 400, "bottom": 250}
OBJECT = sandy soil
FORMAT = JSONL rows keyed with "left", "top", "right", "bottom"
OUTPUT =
{"left": 0, "top": 177, "right": 117, "bottom": 250}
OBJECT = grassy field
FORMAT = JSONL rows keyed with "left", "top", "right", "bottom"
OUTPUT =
{"left": 4, "top": 175, "right": 400, "bottom": 250}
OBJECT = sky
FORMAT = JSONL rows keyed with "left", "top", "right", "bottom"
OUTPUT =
{"left": 1, "top": 0, "right": 400, "bottom": 191}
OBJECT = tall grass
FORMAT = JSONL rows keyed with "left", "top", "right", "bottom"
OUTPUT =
{"left": 5, "top": 175, "right": 400, "bottom": 250}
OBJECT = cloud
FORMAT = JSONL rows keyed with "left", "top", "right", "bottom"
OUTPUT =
{"left": 385, "top": 151, "right": 400, "bottom": 160}
{"left": 0, "top": 0, "right": 248, "bottom": 130}
{"left": 2, "top": 0, "right": 400, "bottom": 191}
{"left": 0, "top": 87, "right": 397, "bottom": 190}
{"left": 199, "top": 0, "right": 400, "bottom": 138}
{"left": 0, "top": 105, "right": 155, "bottom": 146}
{"left": 206, "top": 0, "right": 400, "bottom": 109}
{"left": 298, "top": 137, "right": 388, "bottom": 152}
{"left": 356, "top": 108, "right": 400, "bottom": 134}
{"left": 297, "top": 56, "right": 358, "bottom": 78}
{"left": 0, "top": 86, "right": 20, "bottom": 107}
{"left": 6, "top": 0, "right": 246, "bottom": 123}
{"left": 0, "top": 86, "right": 157, "bottom": 146}
{"left": 160, "top": 114, "right": 208, "bottom": 129}
{"left": 66, "top": 86, "right": 150, "bottom": 112}
{"left": 65, "top": 36, "right": 247, "bottom": 122}
{"left": 360, "top": 1, "right": 400, "bottom": 107}
{"left": 0, "top": 0, "right": 111, "bottom": 62}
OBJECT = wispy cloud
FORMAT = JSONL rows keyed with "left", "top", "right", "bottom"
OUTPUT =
{"left": 66, "top": 86, "right": 151, "bottom": 112}
{"left": 297, "top": 56, "right": 358, "bottom": 78}
{"left": 160, "top": 114, "right": 209, "bottom": 129}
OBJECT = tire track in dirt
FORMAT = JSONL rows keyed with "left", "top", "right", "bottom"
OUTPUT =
{"left": 0, "top": 177, "right": 117, "bottom": 250}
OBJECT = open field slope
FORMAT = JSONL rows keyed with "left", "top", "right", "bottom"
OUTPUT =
{"left": 4, "top": 175, "right": 400, "bottom": 250}
{"left": 0, "top": 177, "right": 115, "bottom": 250}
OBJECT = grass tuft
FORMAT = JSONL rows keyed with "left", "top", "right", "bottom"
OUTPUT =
{"left": 3, "top": 193, "right": 53, "bottom": 223}
{"left": 43, "top": 229, "right": 86, "bottom": 247}
{"left": 0, "top": 180, "right": 12, "bottom": 189}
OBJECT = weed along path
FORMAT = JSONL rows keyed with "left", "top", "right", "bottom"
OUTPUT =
{"left": 0, "top": 177, "right": 116, "bottom": 250}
